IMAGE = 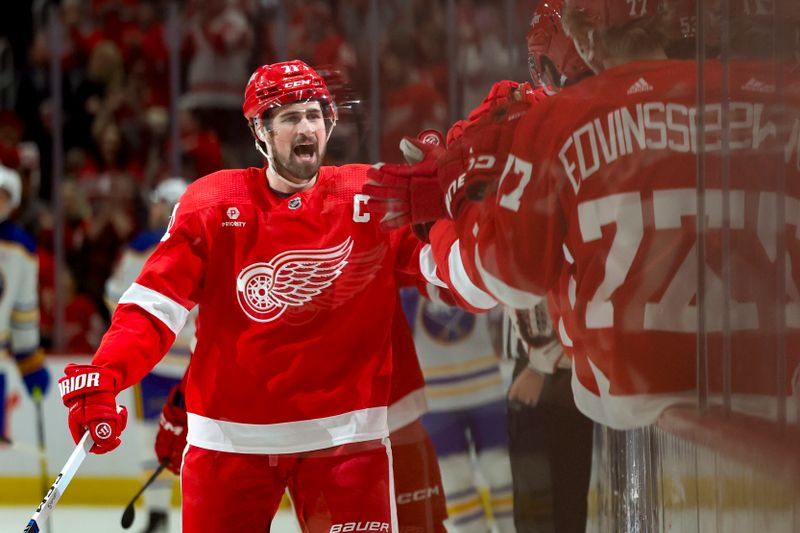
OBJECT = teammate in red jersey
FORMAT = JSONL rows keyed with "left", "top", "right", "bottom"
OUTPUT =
{"left": 57, "top": 60, "right": 484, "bottom": 533}
{"left": 369, "top": 0, "right": 800, "bottom": 430}
{"left": 459, "top": 0, "right": 798, "bottom": 428}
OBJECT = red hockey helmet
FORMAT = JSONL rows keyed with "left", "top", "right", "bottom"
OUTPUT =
{"left": 563, "top": 0, "right": 663, "bottom": 32}
{"left": 527, "top": 0, "right": 592, "bottom": 88}
{"left": 242, "top": 60, "right": 337, "bottom": 123}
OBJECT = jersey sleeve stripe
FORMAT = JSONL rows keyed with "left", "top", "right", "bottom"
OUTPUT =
{"left": 11, "top": 309, "right": 39, "bottom": 323}
{"left": 419, "top": 244, "right": 448, "bottom": 288}
{"left": 118, "top": 282, "right": 191, "bottom": 336}
{"left": 557, "top": 317, "right": 574, "bottom": 347}
{"left": 475, "top": 244, "right": 542, "bottom": 309}
{"left": 448, "top": 240, "right": 497, "bottom": 310}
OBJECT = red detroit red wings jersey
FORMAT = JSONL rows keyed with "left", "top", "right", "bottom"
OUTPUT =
{"left": 93, "top": 165, "right": 425, "bottom": 454}
{"left": 461, "top": 59, "right": 799, "bottom": 429}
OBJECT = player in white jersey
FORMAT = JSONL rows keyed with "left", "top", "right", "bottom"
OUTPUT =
{"left": 104, "top": 177, "right": 193, "bottom": 533}
{"left": 0, "top": 165, "right": 49, "bottom": 441}
{"left": 401, "top": 286, "right": 513, "bottom": 533}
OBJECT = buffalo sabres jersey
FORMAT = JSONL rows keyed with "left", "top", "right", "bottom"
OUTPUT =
{"left": 402, "top": 287, "right": 504, "bottom": 412}
{"left": 93, "top": 165, "right": 427, "bottom": 454}
{"left": 0, "top": 222, "right": 39, "bottom": 363}
{"left": 105, "top": 228, "right": 196, "bottom": 376}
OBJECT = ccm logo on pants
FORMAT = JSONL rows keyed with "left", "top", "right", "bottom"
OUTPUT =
{"left": 397, "top": 486, "right": 440, "bottom": 504}
{"left": 329, "top": 522, "right": 389, "bottom": 532}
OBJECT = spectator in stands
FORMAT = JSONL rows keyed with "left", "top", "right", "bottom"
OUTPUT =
{"left": 176, "top": 106, "right": 222, "bottom": 181}
{"left": 37, "top": 176, "right": 93, "bottom": 349}
{"left": 380, "top": 35, "right": 447, "bottom": 162}
{"left": 182, "top": 0, "right": 254, "bottom": 167}
{"left": 81, "top": 169, "right": 141, "bottom": 323}
{"left": 68, "top": 40, "right": 127, "bottom": 152}
{"left": 459, "top": 3, "right": 520, "bottom": 115}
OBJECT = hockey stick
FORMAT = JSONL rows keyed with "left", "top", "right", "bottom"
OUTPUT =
{"left": 32, "top": 388, "right": 51, "bottom": 533}
{"left": 23, "top": 431, "right": 93, "bottom": 533}
{"left": 120, "top": 462, "right": 169, "bottom": 529}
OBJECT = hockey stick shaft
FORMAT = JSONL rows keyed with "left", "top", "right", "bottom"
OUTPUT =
{"left": 23, "top": 432, "right": 93, "bottom": 533}
{"left": 120, "top": 462, "right": 169, "bottom": 528}
{"left": 129, "top": 461, "right": 168, "bottom": 507}
{"left": 32, "top": 389, "right": 50, "bottom": 532}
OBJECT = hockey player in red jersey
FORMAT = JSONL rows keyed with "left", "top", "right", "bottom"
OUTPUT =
{"left": 367, "top": 0, "right": 800, "bottom": 430}
{"left": 154, "top": 295, "right": 449, "bottom": 533}
{"left": 56, "top": 60, "right": 475, "bottom": 533}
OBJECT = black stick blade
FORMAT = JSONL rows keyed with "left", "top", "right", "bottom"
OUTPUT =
{"left": 120, "top": 503, "right": 136, "bottom": 529}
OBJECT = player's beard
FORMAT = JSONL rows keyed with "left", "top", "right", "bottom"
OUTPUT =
{"left": 270, "top": 135, "right": 324, "bottom": 183}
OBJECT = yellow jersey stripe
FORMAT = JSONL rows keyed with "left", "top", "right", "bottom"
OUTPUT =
{"left": 421, "top": 354, "right": 499, "bottom": 378}
{"left": 425, "top": 374, "right": 504, "bottom": 398}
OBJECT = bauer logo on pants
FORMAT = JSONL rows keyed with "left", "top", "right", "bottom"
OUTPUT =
{"left": 236, "top": 238, "right": 353, "bottom": 322}
{"left": 329, "top": 522, "right": 389, "bottom": 532}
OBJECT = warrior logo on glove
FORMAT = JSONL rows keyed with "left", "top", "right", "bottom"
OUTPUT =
{"left": 418, "top": 130, "right": 445, "bottom": 146}
{"left": 58, "top": 373, "right": 100, "bottom": 396}
{"left": 94, "top": 422, "right": 113, "bottom": 440}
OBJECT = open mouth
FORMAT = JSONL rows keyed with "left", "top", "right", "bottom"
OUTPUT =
{"left": 293, "top": 143, "right": 317, "bottom": 163}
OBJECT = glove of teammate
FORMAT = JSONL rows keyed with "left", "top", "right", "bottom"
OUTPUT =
{"left": 363, "top": 129, "right": 449, "bottom": 230}
{"left": 467, "top": 80, "right": 526, "bottom": 122}
{"left": 440, "top": 100, "right": 530, "bottom": 218}
{"left": 59, "top": 363, "right": 127, "bottom": 454}
{"left": 154, "top": 382, "right": 188, "bottom": 475}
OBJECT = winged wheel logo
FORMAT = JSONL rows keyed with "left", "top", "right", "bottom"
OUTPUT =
{"left": 236, "top": 238, "right": 353, "bottom": 322}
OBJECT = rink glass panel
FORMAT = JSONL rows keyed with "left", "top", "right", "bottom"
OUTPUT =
{"left": 12, "top": 0, "right": 799, "bottom": 531}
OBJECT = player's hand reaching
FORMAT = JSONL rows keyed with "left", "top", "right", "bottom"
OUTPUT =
{"left": 466, "top": 79, "right": 530, "bottom": 123}
{"left": 440, "top": 100, "right": 529, "bottom": 218}
{"left": 154, "top": 381, "right": 188, "bottom": 475}
{"left": 59, "top": 363, "right": 128, "bottom": 454}
{"left": 363, "top": 130, "right": 449, "bottom": 230}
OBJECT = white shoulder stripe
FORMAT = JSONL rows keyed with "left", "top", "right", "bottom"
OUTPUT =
{"left": 419, "top": 245, "right": 448, "bottom": 288}
{"left": 448, "top": 240, "right": 497, "bottom": 310}
{"left": 475, "top": 243, "right": 541, "bottom": 309}
{"left": 118, "top": 283, "right": 190, "bottom": 336}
